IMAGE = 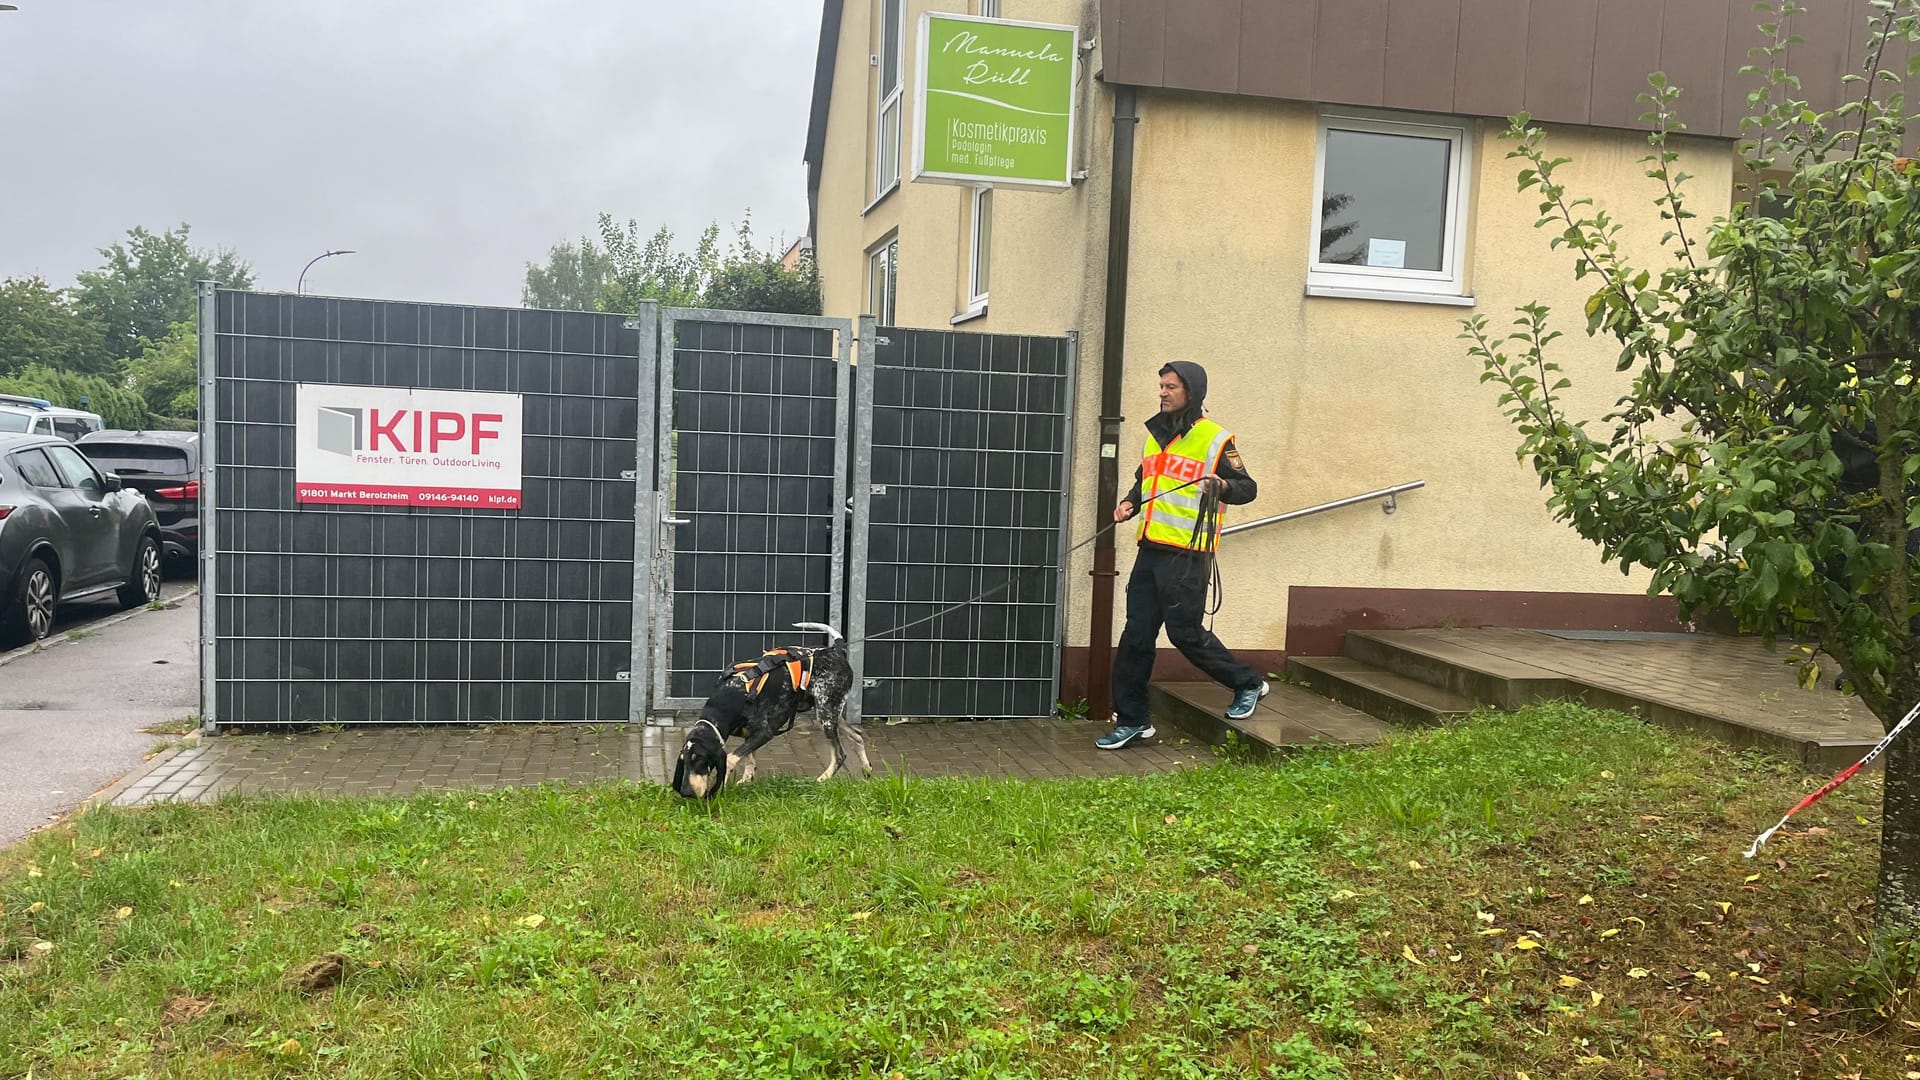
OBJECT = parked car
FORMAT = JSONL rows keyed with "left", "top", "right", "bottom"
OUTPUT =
{"left": 0, "top": 433, "right": 163, "bottom": 646}
{"left": 0, "top": 397, "right": 102, "bottom": 440}
{"left": 0, "top": 404, "right": 57, "bottom": 438}
{"left": 45, "top": 406, "right": 105, "bottom": 442}
{"left": 76, "top": 430, "right": 200, "bottom": 564}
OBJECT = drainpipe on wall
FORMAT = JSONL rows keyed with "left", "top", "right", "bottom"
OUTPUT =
{"left": 1086, "top": 84, "right": 1138, "bottom": 726}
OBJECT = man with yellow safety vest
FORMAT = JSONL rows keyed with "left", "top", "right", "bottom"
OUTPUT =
{"left": 1099, "top": 361, "right": 1267, "bottom": 750}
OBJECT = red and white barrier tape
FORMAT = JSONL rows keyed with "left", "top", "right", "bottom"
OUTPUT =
{"left": 1744, "top": 698, "right": 1919, "bottom": 859}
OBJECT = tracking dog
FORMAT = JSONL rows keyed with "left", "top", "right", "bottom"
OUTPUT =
{"left": 670, "top": 622, "right": 873, "bottom": 799}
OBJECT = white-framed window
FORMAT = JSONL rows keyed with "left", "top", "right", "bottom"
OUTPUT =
{"left": 978, "top": 0, "right": 1001, "bottom": 15}
{"left": 873, "top": 0, "right": 906, "bottom": 201}
{"left": 868, "top": 235, "right": 899, "bottom": 326}
{"left": 968, "top": 186, "right": 992, "bottom": 310}
{"left": 1307, "top": 111, "right": 1473, "bottom": 304}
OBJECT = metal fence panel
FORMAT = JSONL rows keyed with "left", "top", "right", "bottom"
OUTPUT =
{"left": 651, "top": 310, "right": 853, "bottom": 708}
{"left": 201, "top": 289, "right": 649, "bottom": 727}
{"left": 855, "top": 328, "right": 1077, "bottom": 719}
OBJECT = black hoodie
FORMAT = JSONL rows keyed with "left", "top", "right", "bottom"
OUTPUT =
{"left": 1122, "top": 361, "right": 1257, "bottom": 525}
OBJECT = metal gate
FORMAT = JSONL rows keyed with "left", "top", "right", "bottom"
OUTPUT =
{"left": 848, "top": 328, "right": 1077, "bottom": 719}
{"left": 199, "top": 288, "right": 649, "bottom": 728}
{"left": 200, "top": 291, "right": 1068, "bottom": 728}
{"left": 647, "top": 310, "right": 853, "bottom": 710}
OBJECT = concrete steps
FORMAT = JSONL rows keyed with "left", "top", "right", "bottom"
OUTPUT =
{"left": 1146, "top": 680, "right": 1391, "bottom": 757}
{"left": 1341, "top": 630, "right": 1570, "bottom": 709}
{"left": 1285, "top": 655, "right": 1478, "bottom": 726}
{"left": 1277, "top": 627, "right": 1878, "bottom": 771}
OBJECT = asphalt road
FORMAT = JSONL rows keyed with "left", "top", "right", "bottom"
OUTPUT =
{"left": 0, "top": 595, "right": 197, "bottom": 848}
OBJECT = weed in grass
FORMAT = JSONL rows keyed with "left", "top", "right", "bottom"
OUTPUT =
{"left": 1804, "top": 932, "right": 1919, "bottom": 1025}
{"left": 869, "top": 768, "right": 919, "bottom": 816}
{"left": 1218, "top": 729, "right": 1261, "bottom": 763}
{"left": 1263, "top": 1032, "right": 1351, "bottom": 1080}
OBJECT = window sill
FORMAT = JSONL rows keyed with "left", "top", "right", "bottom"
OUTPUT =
{"left": 862, "top": 182, "right": 900, "bottom": 217}
{"left": 950, "top": 305, "right": 988, "bottom": 326}
{"left": 1304, "top": 283, "right": 1475, "bottom": 307}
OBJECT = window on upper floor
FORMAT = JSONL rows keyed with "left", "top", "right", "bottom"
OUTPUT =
{"left": 978, "top": 0, "right": 1001, "bottom": 16}
{"left": 874, "top": 0, "right": 906, "bottom": 202}
{"left": 1308, "top": 111, "right": 1473, "bottom": 305}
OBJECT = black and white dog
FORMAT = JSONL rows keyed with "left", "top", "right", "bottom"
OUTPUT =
{"left": 670, "top": 622, "right": 872, "bottom": 799}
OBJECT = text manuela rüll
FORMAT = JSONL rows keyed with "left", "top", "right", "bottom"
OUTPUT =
{"left": 941, "top": 29, "right": 1066, "bottom": 146}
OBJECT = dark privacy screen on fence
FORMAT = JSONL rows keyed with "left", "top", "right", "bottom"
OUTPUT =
{"left": 657, "top": 314, "right": 848, "bottom": 704}
{"left": 858, "top": 329, "right": 1075, "bottom": 719}
{"left": 204, "top": 290, "right": 642, "bottom": 726}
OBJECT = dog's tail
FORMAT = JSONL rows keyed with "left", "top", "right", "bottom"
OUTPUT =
{"left": 793, "top": 621, "right": 843, "bottom": 644}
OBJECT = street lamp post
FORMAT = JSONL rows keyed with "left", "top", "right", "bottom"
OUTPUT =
{"left": 297, "top": 249, "right": 355, "bottom": 295}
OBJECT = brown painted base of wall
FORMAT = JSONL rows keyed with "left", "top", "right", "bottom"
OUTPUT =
{"left": 1283, "top": 585, "right": 1689, "bottom": 657}
{"left": 1058, "top": 647, "right": 1288, "bottom": 706}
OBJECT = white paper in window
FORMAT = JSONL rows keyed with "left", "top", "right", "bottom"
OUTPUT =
{"left": 1366, "top": 238, "right": 1407, "bottom": 269}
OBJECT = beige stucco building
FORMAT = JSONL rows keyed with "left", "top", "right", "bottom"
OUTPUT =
{"left": 803, "top": 0, "right": 1869, "bottom": 713}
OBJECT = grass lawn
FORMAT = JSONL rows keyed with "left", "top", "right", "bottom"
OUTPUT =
{"left": 1, "top": 704, "right": 1910, "bottom": 1078}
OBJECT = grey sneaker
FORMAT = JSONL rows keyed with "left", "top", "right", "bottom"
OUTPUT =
{"left": 1096, "top": 723, "right": 1157, "bottom": 750}
{"left": 1225, "top": 681, "right": 1270, "bottom": 720}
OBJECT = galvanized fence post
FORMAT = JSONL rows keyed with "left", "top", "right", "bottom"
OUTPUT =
{"left": 1052, "top": 330, "right": 1081, "bottom": 715}
{"left": 197, "top": 281, "right": 219, "bottom": 735}
{"left": 627, "top": 301, "right": 660, "bottom": 724}
{"left": 846, "top": 315, "right": 878, "bottom": 732}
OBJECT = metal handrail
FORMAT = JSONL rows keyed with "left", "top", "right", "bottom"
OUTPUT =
{"left": 1220, "top": 480, "right": 1425, "bottom": 536}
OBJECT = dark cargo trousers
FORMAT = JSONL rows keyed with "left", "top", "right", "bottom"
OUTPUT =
{"left": 1112, "top": 543, "right": 1261, "bottom": 729}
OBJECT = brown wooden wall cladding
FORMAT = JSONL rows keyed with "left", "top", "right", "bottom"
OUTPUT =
{"left": 1099, "top": 0, "right": 1896, "bottom": 136}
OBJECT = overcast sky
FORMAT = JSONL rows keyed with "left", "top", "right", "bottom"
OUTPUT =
{"left": 0, "top": 1, "right": 818, "bottom": 306}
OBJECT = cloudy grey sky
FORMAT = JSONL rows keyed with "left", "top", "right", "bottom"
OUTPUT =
{"left": 0, "top": 1, "right": 818, "bottom": 305}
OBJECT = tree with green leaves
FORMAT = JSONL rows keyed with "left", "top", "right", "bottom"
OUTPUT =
{"left": 704, "top": 218, "right": 824, "bottom": 315}
{"left": 74, "top": 224, "right": 251, "bottom": 364}
{"left": 0, "top": 276, "right": 109, "bottom": 376}
{"left": 0, "top": 364, "right": 150, "bottom": 430}
{"left": 521, "top": 237, "right": 613, "bottom": 311}
{"left": 121, "top": 321, "right": 200, "bottom": 422}
{"left": 596, "top": 213, "right": 720, "bottom": 312}
{"left": 1465, "top": 1, "right": 1920, "bottom": 936}
{"left": 521, "top": 211, "right": 820, "bottom": 316}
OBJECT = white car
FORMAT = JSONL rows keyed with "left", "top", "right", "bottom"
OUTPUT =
{"left": 0, "top": 405, "right": 56, "bottom": 438}
{"left": 0, "top": 397, "right": 103, "bottom": 441}
{"left": 44, "top": 406, "right": 104, "bottom": 441}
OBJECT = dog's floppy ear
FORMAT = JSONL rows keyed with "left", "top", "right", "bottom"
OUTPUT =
{"left": 671, "top": 750, "right": 688, "bottom": 797}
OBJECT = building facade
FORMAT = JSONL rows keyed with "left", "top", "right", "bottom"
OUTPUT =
{"left": 804, "top": 0, "right": 1874, "bottom": 709}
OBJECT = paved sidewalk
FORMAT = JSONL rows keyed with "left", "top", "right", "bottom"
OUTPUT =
{"left": 2, "top": 597, "right": 197, "bottom": 845}
{"left": 106, "top": 719, "right": 1214, "bottom": 805}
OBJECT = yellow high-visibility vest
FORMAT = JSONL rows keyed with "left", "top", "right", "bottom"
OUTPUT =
{"left": 1138, "top": 418, "right": 1232, "bottom": 552}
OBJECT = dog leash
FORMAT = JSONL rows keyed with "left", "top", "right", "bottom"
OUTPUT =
{"left": 836, "top": 476, "right": 1209, "bottom": 651}
{"left": 1190, "top": 484, "right": 1226, "bottom": 630}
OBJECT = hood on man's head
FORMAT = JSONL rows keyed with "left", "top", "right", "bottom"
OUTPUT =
{"left": 1159, "top": 361, "right": 1209, "bottom": 413}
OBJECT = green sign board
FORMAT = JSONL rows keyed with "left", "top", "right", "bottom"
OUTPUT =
{"left": 912, "top": 13, "right": 1079, "bottom": 190}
